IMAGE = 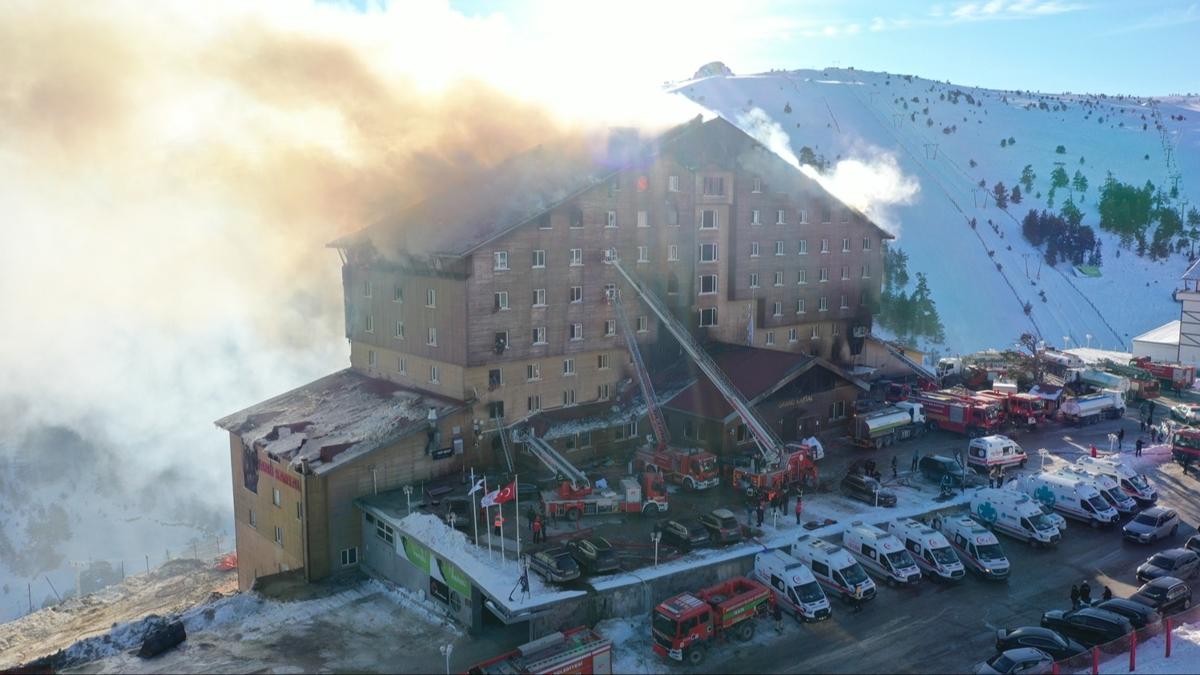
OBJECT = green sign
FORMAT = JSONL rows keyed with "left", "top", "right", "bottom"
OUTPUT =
{"left": 399, "top": 536, "right": 431, "bottom": 574}
{"left": 438, "top": 558, "right": 471, "bottom": 598}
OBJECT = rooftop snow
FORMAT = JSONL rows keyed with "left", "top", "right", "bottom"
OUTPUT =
{"left": 215, "top": 369, "right": 464, "bottom": 475}
{"left": 1066, "top": 347, "right": 1134, "bottom": 365}
{"left": 1133, "top": 320, "right": 1180, "bottom": 346}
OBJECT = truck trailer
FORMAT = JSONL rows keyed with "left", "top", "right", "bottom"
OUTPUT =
{"left": 848, "top": 403, "right": 927, "bottom": 449}
{"left": 468, "top": 627, "right": 613, "bottom": 674}
{"left": 651, "top": 576, "right": 774, "bottom": 666}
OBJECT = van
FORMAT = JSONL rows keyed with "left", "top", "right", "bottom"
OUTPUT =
{"left": 918, "top": 454, "right": 971, "bottom": 487}
{"left": 1054, "top": 468, "right": 1138, "bottom": 515}
{"left": 970, "top": 488, "right": 1061, "bottom": 547}
{"left": 937, "top": 514, "right": 1010, "bottom": 580}
{"left": 842, "top": 522, "right": 922, "bottom": 586}
{"left": 1073, "top": 455, "right": 1158, "bottom": 505}
{"left": 753, "top": 550, "right": 832, "bottom": 622}
{"left": 888, "top": 518, "right": 965, "bottom": 581}
{"left": 967, "top": 435, "right": 1028, "bottom": 471}
{"left": 790, "top": 536, "right": 877, "bottom": 604}
{"left": 1016, "top": 472, "right": 1119, "bottom": 528}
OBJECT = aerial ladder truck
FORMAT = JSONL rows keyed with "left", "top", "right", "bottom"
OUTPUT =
{"left": 604, "top": 254, "right": 819, "bottom": 494}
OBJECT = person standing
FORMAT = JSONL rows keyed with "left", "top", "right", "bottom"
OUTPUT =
{"left": 1140, "top": 417, "right": 1147, "bottom": 433}
{"left": 756, "top": 501, "right": 765, "bottom": 527}
{"left": 773, "top": 600, "right": 784, "bottom": 634}
{"left": 1118, "top": 427, "right": 1125, "bottom": 450}
{"left": 1136, "top": 438, "right": 1144, "bottom": 457}
{"left": 1070, "top": 585, "right": 1080, "bottom": 610}
{"left": 1102, "top": 586, "right": 1113, "bottom": 602}
{"left": 891, "top": 456, "right": 898, "bottom": 479}
{"left": 911, "top": 450, "right": 919, "bottom": 473}
{"left": 851, "top": 586, "right": 864, "bottom": 613}
{"left": 493, "top": 512, "right": 504, "bottom": 538}
{"left": 1090, "top": 444, "right": 1098, "bottom": 458}
{"left": 531, "top": 515, "right": 544, "bottom": 544}
{"left": 795, "top": 492, "right": 804, "bottom": 525}
{"left": 1079, "top": 580, "right": 1092, "bottom": 606}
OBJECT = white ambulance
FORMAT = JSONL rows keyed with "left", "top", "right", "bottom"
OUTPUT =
{"left": 1054, "top": 467, "right": 1138, "bottom": 514}
{"left": 966, "top": 435, "right": 1028, "bottom": 471}
{"left": 1016, "top": 472, "right": 1119, "bottom": 528}
{"left": 887, "top": 518, "right": 965, "bottom": 581}
{"left": 842, "top": 522, "right": 922, "bottom": 587}
{"left": 753, "top": 550, "right": 832, "bottom": 622}
{"left": 936, "top": 514, "right": 1010, "bottom": 580}
{"left": 1073, "top": 455, "right": 1158, "bottom": 505}
{"left": 970, "top": 488, "right": 1061, "bottom": 547}
{"left": 790, "top": 536, "right": 877, "bottom": 604}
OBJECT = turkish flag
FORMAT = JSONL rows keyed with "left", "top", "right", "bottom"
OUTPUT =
{"left": 481, "top": 481, "right": 516, "bottom": 507}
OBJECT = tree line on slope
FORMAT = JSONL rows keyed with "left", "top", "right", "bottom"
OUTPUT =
{"left": 877, "top": 247, "right": 945, "bottom": 345}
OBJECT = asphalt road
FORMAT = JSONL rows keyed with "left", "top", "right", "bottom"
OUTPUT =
{"left": 703, "top": 412, "right": 1200, "bottom": 674}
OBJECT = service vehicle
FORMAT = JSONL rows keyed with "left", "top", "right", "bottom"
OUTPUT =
{"left": 848, "top": 404, "right": 927, "bottom": 449}
{"left": 994, "top": 627, "right": 1086, "bottom": 661}
{"left": 565, "top": 537, "right": 620, "bottom": 575}
{"left": 657, "top": 519, "right": 712, "bottom": 553}
{"left": 1130, "top": 576, "right": 1193, "bottom": 615}
{"left": 889, "top": 518, "right": 965, "bottom": 581}
{"left": 1070, "top": 367, "right": 1130, "bottom": 395}
{"left": 1073, "top": 455, "right": 1158, "bottom": 504}
{"left": 634, "top": 446, "right": 720, "bottom": 491}
{"left": 529, "top": 547, "right": 581, "bottom": 584}
{"left": 1091, "top": 599, "right": 1160, "bottom": 629}
{"left": 970, "top": 488, "right": 1061, "bottom": 547}
{"left": 1059, "top": 390, "right": 1125, "bottom": 426}
{"left": 840, "top": 473, "right": 897, "bottom": 507}
{"left": 842, "top": 521, "right": 922, "bottom": 586}
{"left": 1186, "top": 534, "right": 1200, "bottom": 555}
{"left": 1053, "top": 467, "right": 1137, "bottom": 514}
{"left": 966, "top": 435, "right": 1028, "bottom": 471}
{"left": 1171, "top": 427, "right": 1200, "bottom": 468}
{"left": 752, "top": 550, "right": 832, "bottom": 622}
{"left": 1016, "top": 472, "right": 1119, "bottom": 528}
{"left": 918, "top": 454, "right": 972, "bottom": 487}
{"left": 1031, "top": 498, "right": 1068, "bottom": 532}
{"left": 1170, "top": 403, "right": 1200, "bottom": 424}
{"left": 540, "top": 473, "right": 668, "bottom": 521}
{"left": 977, "top": 390, "right": 1048, "bottom": 429}
{"left": 1040, "top": 349, "right": 1084, "bottom": 373}
{"left": 1039, "top": 607, "right": 1133, "bottom": 647}
{"left": 790, "top": 535, "right": 877, "bottom": 603}
{"left": 972, "top": 648, "right": 1054, "bottom": 675}
{"left": 1131, "top": 356, "right": 1196, "bottom": 391}
{"left": 651, "top": 576, "right": 773, "bottom": 665}
{"left": 1136, "top": 548, "right": 1199, "bottom": 583}
{"left": 467, "top": 627, "right": 613, "bottom": 675}
{"left": 698, "top": 509, "right": 743, "bottom": 546}
{"left": 939, "top": 514, "right": 1010, "bottom": 580}
{"left": 915, "top": 390, "right": 1002, "bottom": 437}
{"left": 1122, "top": 506, "right": 1181, "bottom": 544}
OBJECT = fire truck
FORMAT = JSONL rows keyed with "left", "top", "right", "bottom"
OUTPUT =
{"left": 973, "top": 390, "right": 1047, "bottom": 429}
{"left": 651, "top": 576, "right": 774, "bottom": 666}
{"left": 1132, "top": 356, "right": 1196, "bottom": 392}
{"left": 914, "top": 390, "right": 1002, "bottom": 437}
{"left": 1171, "top": 427, "right": 1200, "bottom": 469}
{"left": 468, "top": 627, "right": 613, "bottom": 674}
{"left": 523, "top": 433, "right": 668, "bottom": 521}
{"left": 605, "top": 255, "right": 818, "bottom": 493}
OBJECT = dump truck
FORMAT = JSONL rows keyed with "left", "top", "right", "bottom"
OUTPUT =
{"left": 468, "top": 627, "right": 613, "bottom": 674}
{"left": 651, "top": 576, "right": 774, "bottom": 666}
{"left": 1059, "top": 390, "right": 1125, "bottom": 426}
{"left": 849, "top": 403, "right": 927, "bottom": 449}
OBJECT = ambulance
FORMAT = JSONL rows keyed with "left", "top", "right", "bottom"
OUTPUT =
{"left": 1073, "top": 455, "right": 1158, "bottom": 505}
{"left": 966, "top": 435, "right": 1028, "bottom": 471}
{"left": 970, "top": 488, "right": 1061, "bottom": 547}
{"left": 1054, "top": 467, "right": 1137, "bottom": 515}
{"left": 842, "top": 522, "right": 922, "bottom": 587}
{"left": 936, "top": 514, "right": 1010, "bottom": 580}
{"left": 790, "top": 536, "right": 877, "bottom": 604}
{"left": 1016, "top": 472, "right": 1119, "bottom": 528}
{"left": 753, "top": 550, "right": 832, "bottom": 622}
{"left": 887, "top": 518, "right": 965, "bottom": 581}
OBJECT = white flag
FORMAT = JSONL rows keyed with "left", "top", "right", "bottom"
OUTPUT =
{"left": 479, "top": 488, "right": 501, "bottom": 508}
{"left": 467, "top": 478, "right": 485, "bottom": 496}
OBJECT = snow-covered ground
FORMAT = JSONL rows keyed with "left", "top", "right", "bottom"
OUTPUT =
{"left": 1089, "top": 621, "right": 1200, "bottom": 674}
{"left": 675, "top": 68, "right": 1197, "bottom": 354}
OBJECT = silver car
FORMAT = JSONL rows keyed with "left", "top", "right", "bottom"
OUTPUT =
{"left": 1137, "top": 548, "right": 1200, "bottom": 582}
{"left": 1123, "top": 507, "right": 1180, "bottom": 544}
{"left": 974, "top": 647, "right": 1053, "bottom": 674}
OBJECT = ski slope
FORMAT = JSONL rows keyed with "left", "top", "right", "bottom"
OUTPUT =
{"left": 673, "top": 68, "right": 1197, "bottom": 353}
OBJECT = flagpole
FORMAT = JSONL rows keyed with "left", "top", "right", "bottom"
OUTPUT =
{"left": 514, "top": 473, "right": 520, "bottom": 570}
{"left": 499, "top": 495, "right": 506, "bottom": 562}
{"left": 484, "top": 476, "right": 493, "bottom": 560}
{"left": 470, "top": 467, "right": 479, "bottom": 547}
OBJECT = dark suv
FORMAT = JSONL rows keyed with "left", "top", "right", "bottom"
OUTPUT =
{"left": 1131, "top": 576, "right": 1193, "bottom": 615}
{"left": 698, "top": 509, "right": 743, "bottom": 545}
{"left": 994, "top": 626, "right": 1086, "bottom": 661}
{"left": 566, "top": 537, "right": 620, "bottom": 574}
{"left": 840, "top": 473, "right": 897, "bottom": 507}
{"left": 1039, "top": 607, "right": 1132, "bottom": 646}
{"left": 658, "top": 519, "right": 712, "bottom": 552}
{"left": 1091, "top": 599, "right": 1160, "bottom": 629}
{"left": 919, "top": 455, "right": 971, "bottom": 487}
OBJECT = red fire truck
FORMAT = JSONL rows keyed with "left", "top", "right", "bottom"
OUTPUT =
{"left": 634, "top": 446, "right": 720, "bottom": 491}
{"left": 651, "top": 576, "right": 774, "bottom": 666}
{"left": 1132, "top": 356, "right": 1196, "bottom": 392}
{"left": 540, "top": 473, "right": 668, "bottom": 521}
{"left": 974, "top": 390, "right": 1048, "bottom": 429}
{"left": 468, "top": 627, "right": 613, "bottom": 674}
{"left": 1171, "top": 427, "right": 1200, "bottom": 469}
{"left": 914, "top": 391, "right": 1002, "bottom": 437}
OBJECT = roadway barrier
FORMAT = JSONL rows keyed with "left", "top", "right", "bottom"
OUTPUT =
{"left": 1052, "top": 603, "right": 1200, "bottom": 673}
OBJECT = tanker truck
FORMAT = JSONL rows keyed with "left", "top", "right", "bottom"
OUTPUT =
{"left": 849, "top": 403, "right": 927, "bottom": 449}
{"left": 1059, "top": 390, "right": 1125, "bottom": 426}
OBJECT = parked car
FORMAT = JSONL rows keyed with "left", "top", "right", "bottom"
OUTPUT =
{"left": 1137, "top": 548, "right": 1200, "bottom": 582}
{"left": 436, "top": 496, "right": 474, "bottom": 531}
{"left": 1171, "top": 403, "right": 1200, "bottom": 424}
{"left": 1040, "top": 607, "right": 1133, "bottom": 647}
{"left": 994, "top": 626, "right": 1087, "bottom": 660}
{"left": 1123, "top": 506, "right": 1181, "bottom": 544}
{"left": 698, "top": 508, "right": 743, "bottom": 545}
{"left": 973, "top": 648, "right": 1054, "bottom": 675}
{"left": 1131, "top": 577, "right": 1193, "bottom": 615}
{"left": 1091, "top": 598, "right": 1161, "bottom": 629}
{"left": 920, "top": 455, "right": 971, "bottom": 487}
{"left": 840, "top": 473, "right": 898, "bottom": 507}
{"left": 529, "top": 547, "right": 580, "bottom": 584}
{"left": 658, "top": 519, "right": 712, "bottom": 552}
{"left": 1186, "top": 534, "right": 1200, "bottom": 556}
{"left": 566, "top": 537, "right": 620, "bottom": 574}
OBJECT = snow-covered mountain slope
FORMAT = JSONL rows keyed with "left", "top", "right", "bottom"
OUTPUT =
{"left": 673, "top": 68, "right": 1199, "bottom": 353}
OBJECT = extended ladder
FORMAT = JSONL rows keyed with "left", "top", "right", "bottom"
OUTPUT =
{"left": 607, "top": 286, "right": 670, "bottom": 451}
{"left": 493, "top": 413, "right": 514, "bottom": 474}
{"left": 524, "top": 433, "right": 590, "bottom": 491}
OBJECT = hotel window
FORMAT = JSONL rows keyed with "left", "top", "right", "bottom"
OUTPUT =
{"left": 393, "top": 285, "right": 403, "bottom": 303}
{"left": 842, "top": 238, "right": 851, "bottom": 253}
{"left": 667, "top": 205, "right": 679, "bottom": 226}
{"left": 637, "top": 211, "right": 649, "bottom": 228}
{"left": 603, "top": 283, "right": 617, "bottom": 302}
{"left": 798, "top": 268, "right": 808, "bottom": 285}
{"left": 798, "top": 239, "right": 808, "bottom": 255}
{"left": 702, "top": 176, "right": 724, "bottom": 195}
{"left": 606, "top": 211, "right": 618, "bottom": 228}
{"left": 609, "top": 177, "right": 620, "bottom": 194}
{"left": 772, "top": 301, "right": 783, "bottom": 317}
{"left": 830, "top": 400, "right": 847, "bottom": 421}
{"left": 426, "top": 288, "right": 436, "bottom": 307}
{"left": 752, "top": 177, "right": 762, "bottom": 193}
{"left": 605, "top": 247, "right": 617, "bottom": 263}
{"left": 819, "top": 268, "right": 829, "bottom": 283}
{"left": 821, "top": 206, "right": 832, "bottom": 224}
{"left": 569, "top": 207, "right": 584, "bottom": 228}
{"left": 494, "top": 291, "right": 509, "bottom": 311}
{"left": 750, "top": 241, "right": 760, "bottom": 258}
{"left": 765, "top": 331, "right": 776, "bottom": 346}
{"left": 272, "top": 487, "right": 281, "bottom": 507}
{"left": 598, "top": 384, "right": 610, "bottom": 400}
{"left": 376, "top": 521, "right": 394, "bottom": 545}
{"left": 841, "top": 266, "right": 849, "bottom": 281}
{"left": 527, "top": 395, "right": 541, "bottom": 412}
{"left": 820, "top": 239, "right": 829, "bottom": 253}
{"left": 776, "top": 209, "right": 786, "bottom": 225}
{"left": 819, "top": 296, "right": 829, "bottom": 312}
{"left": 488, "top": 368, "right": 502, "bottom": 389}
{"left": 562, "top": 389, "right": 576, "bottom": 406}
{"left": 563, "top": 358, "right": 575, "bottom": 375}
{"left": 494, "top": 251, "right": 509, "bottom": 270}
{"left": 637, "top": 246, "right": 649, "bottom": 263}
{"left": 429, "top": 365, "right": 440, "bottom": 383}
{"left": 699, "top": 243, "right": 718, "bottom": 263}
{"left": 569, "top": 286, "right": 582, "bottom": 303}
{"left": 274, "top": 526, "right": 284, "bottom": 546}
{"left": 340, "top": 547, "right": 359, "bottom": 567}
{"left": 636, "top": 315, "right": 648, "bottom": 333}
{"left": 773, "top": 271, "right": 784, "bottom": 286}
{"left": 396, "top": 357, "right": 406, "bottom": 374}
{"left": 861, "top": 265, "right": 870, "bottom": 279}
{"left": 569, "top": 248, "right": 583, "bottom": 266}
{"left": 569, "top": 323, "right": 583, "bottom": 341}
{"left": 364, "top": 314, "right": 374, "bottom": 333}
{"left": 788, "top": 328, "right": 798, "bottom": 342}
{"left": 538, "top": 213, "right": 551, "bottom": 229}
{"left": 811, "top": 324, "right": 820, "bottom": 339}
{"left": 863, "top": 237, "right": 872, "bottom": 251}
{"left": 775, "top": 240, "right": 785, "bottom": 256}
{"left": 840, "top": 294, "right": 849, "bottom": 309}
{"left": 532, "top": 249, "right": 546, "bottom": 268}
{"left": 533, "top": 288, "right": 547, "bottom": 307}
{"left": 799, "top": 208, "right": 809, "bottom": 224}
{"left": 604, "top": 320, "right": 616, "bottom": 336}
{"left": 749, "top": 273, "right": 760, "bottom": 288}
{"left": 526, "top": 363, "right": 541, "bottom": 381}
{"left": 841, "top": 209, "right": 850, "bottom": 224}
{"left": 668, "top": 175, "right": 680, "bottom": 192}
{"left": 363, "top": 279, "right": 372, "bottom": 297}
{"left": 495, "top": 331, "right": 508, "bottom": 351}
{"left": 700, "top": 209, "right": 718, "bottom": 229}
{"left": 699, "top": 274, "right": 717, "bottom": 295}
{"left": 367, "top": 349, "right": 376, "bottom": 367}
{"left": 666, "top": 273, "right": 679, "bottom": 294}
{"left": 532, "top": 327, "right": 547, "bottom": 345}
{"left": 598, "top": 353, "right": 610, "bottom": 369}
{"left": 796, "top": 298, "right": 806, "bottom": 314}
{"left": 833, "top": 323, "right": 841, "bottom": 336}
{"left": 668, "top": 244, "right": 679, "bottom": 261}
{"left": 751, "top": 209, "right": 761, "bottom": 225}
{"left": 249, "top": 509, "right": 256, "bottom": 528}
{"left": 427, "top": 327, "right": 437, "bottom": 346}
{"left": 395, "top": 320, "right": 405, "bottom": 339}
{"left": 699, "top": 307, "right": 718, "bottom": 327}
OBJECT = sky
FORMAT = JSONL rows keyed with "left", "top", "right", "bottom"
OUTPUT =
{"left": 441, "top": 0, "right": 1199, "bottom": 97}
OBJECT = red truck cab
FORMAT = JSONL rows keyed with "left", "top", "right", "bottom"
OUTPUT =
{"left": 651, "top": 577, "right": 773, "bottom": 666}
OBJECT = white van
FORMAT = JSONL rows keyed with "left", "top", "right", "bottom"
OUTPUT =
{"left": 888, "top": 518, "right": 965, "bottom": 581}
{"left": 753, "top": 550, "right": 832, "bottom": 622}
{"left": 790, "top": 536, "right": 877, "bottom": 604}
{"left": 1073, "top": 455, "right": 1158, "bottom": 504}
{"left": 1054, "top": 467, "right": 1138, "bottom": 514}
{"left": 970, "top": 488, "right": 1061, "bottom": 547}
{"left": 1016, "top": 472, "right": 1119, "bottom": 528}
{"left": 966, "top": 435, "right": 1028, "bottom": 471}
{"left": 842, "top": 522, "right": 922, "bottom": 587}
{"left": 936, "top": 514, "right": 1010, "bottom": 580}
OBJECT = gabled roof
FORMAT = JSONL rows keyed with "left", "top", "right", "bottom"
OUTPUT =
{"left": 1133, "top": 320, "right": 1180, "bottom": 346}
{"left": 1183, "top": 258, "right": 1200, "bottom": 282}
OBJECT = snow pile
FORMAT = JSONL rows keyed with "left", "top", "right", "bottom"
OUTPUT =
{"left": 366, "top": 578, "right": 463, "bottom": 635}
{"left": 595, "top": 617, "right": 667, "bottom": 674}
{"left": 1090, "top": 621, "right": 1200, "bottom": 674}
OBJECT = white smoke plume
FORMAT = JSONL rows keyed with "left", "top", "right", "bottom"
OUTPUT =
{"left": 802, "top": 150, "right": 921, "bottom": 237}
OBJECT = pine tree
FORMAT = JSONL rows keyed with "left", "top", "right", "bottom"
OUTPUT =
{"left": 1072, "top": 170, "right": 1088, "bottom": 195}
{"left": 993, "top": 181, "right": 1008, "bottom": 209}
{"left": 1020, "top": 165, "right": 1036, "bottom": 192}
{"left": 1010, "top": 185, "right": 1022, "bottom": 204}
{"left": 1050, "top": 166, "right": 1070, "bottom": 190}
